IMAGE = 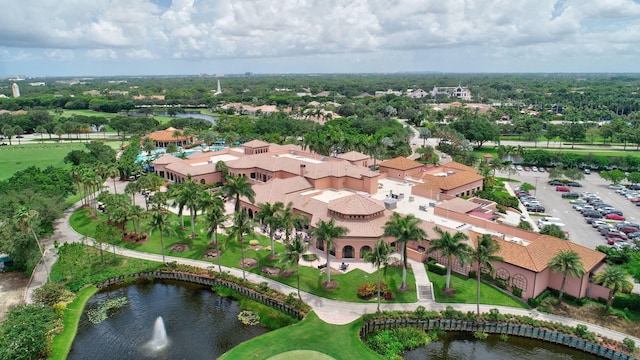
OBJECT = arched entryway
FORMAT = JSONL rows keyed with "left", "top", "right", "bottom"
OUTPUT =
{"left": 247, "top": 208, "right": 254, "bottom": 218}
{"left": 342, "top": 245, "right": 355, "bottom": 259}
{"left": 359, "top": 246, "right": 372, "bottom": 259}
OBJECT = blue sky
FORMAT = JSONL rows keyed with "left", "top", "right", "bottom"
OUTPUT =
{"left": 2, "top": 0, "right": 640, "bottom": 77}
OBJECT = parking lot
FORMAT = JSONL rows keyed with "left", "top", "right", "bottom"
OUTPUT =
{"left": 506, "top": 168, "right": 640, "bottom": 250}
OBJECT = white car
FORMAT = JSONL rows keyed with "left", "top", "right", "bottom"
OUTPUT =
{"left": 609, "top": 184, "right": 624, "bottom": 190}
{"left": 532, "top": 166, "right": 538, "bottom": 172}
{"left": 516, "top": 165, "right": 523, "bottom": 171}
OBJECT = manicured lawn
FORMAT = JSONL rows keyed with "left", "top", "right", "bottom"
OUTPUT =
{"left": 0, "top": 143, "right": 86, "bottom": 181}
{"left": 427, "top": 269, "right": 529, "bottom": 309}
{"left": 219, "top": 312, "right": 380, "bottom": 360}
{"left": 69, "top": 208, "right": 417, "bottom": 303}
{"left": 49, "top": 286, "right": 99, "bottom": 360}
{"left": 56, "top": 109, "right": 116, "bottom": 118}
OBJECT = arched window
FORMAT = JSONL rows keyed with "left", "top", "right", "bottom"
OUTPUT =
{"left": 200, "top": 179, "right": 205, "bottom": 184}
{"left": 496, "top": 268, "right": 510, "bottom": 281}
{"left": 512, "top": 274, "right": 527, "bottom": 292}
{"left": 359, "top": 246, "right": 372, "bottom": 259}
{"left": 342, "top": 245, "right": 355, "bottom": 259}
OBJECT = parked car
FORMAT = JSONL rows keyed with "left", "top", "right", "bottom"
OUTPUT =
{"left": 538, "top": 168, "right": 545, "bottom": 173}
{"left": 608, "top": 184, "right": 624, "bottom": 190}
{"left": 584, "top": 169, "right": 591, "bottom": 174}
{"left": 583, "top": 210, "right": 603, "bottom": 219}
{"left": 591, "top": 220, "right": 609, "bottom": 228}
{"left": 532, "top": 166, "right": 538, "bottom": 172}
{"left": 627, "top": 231, "right": 640, "bottom": 239}
{"left": 555, "top": 186, "right": 570, "bottom": 192}
{"left": 605, "top": 213, "right": 626, "bottom": 221}
{"left": 561, "top": 192, "right": 580, "bottom": 199}
{"left": 516, "top": 165, "right": 523, "bottom": 171}
{"left": 616, "top": 225, "right": 639, "bottom": 234}
{"left": 567, "top": 181, "right": 582, "bottom": 187}
{"left": 524, "top": 166, "right": 531, "bottom": 171}
{"left": 601, "top": 209, "right": 623, "bottom": 217}
{"left": 607, "top": 236, "right": 626, "bottom": 245}
{"left": 549, "top": 180, "right": 564, "bottom": 186}
{"left": 629, "top": 184, "right": 640, "bottom": 190}
{"left": 526, "top": 205, "right": 546, "bottom": 213}
{"left": 569, "top": 199, "right": 586, "bottom": 204}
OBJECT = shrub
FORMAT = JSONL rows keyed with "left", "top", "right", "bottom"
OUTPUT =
{"left": 575, "top": 324, "right": 588, "bottom": 337}
{"left": 258, "top": 282, "right": 269, "bottom": 292}
{"left": 366, "top": 327, "right": 429, "bottom": 359}
{"left": 415, "top": 305, "right": 427, "bottom": 318}
{"left": 248, "top": 239, "right": 260, "bottom": 246}
{"left": 623, "top": 338, "right": 636, "bottom": 351}
{"left": 31, "top": 282, "right": 75, "bottom": 306}
{"left": 487, "top": 308, "right": 502, "bottom": 321}
{"left": 358, "top": 282, "right": 388, "bottom": 299}
{"left": 511, "top": 286, "right": 523, "bottom": 298}
{"left": 613, "top": 293, "right": 640, "bottom": 311}
{"left": 528, "top": 297, "right": 540, "bottom": 308}
{"left": 500, "top": 334, "right": 509, "bottom": 342}
{"left": 237, "top": 310, "right": 260, "bottom": 325}
{"left": 427, "top": 260, "right": 447, "bottom": 275}
{"left": 473, "top": 331, "right": 488, "bottom": 340}
{"left": 0, "top": 304, "right": 60, "bottom": 360}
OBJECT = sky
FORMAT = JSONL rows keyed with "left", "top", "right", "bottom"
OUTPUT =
{"left": 2, "top": 0, "right": 640, "bottom": 77}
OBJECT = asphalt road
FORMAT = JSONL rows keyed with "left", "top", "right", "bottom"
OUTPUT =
{"left": 506, "top": 169, "right": 640, "bottom": 250}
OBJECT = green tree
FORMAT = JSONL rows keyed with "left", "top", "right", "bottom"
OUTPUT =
{"left": 363, "top": 240, "right": 393, "bottom": 312}
{"left": 15, "top": 207, "right": 49, "bottom": 279}
{"left": 222, "top": 174, "right": 256, "bottom": 213}
{"left": 147, "top": 210, "right": 176, "bottom": 263}
{"left": 383, "top": 213, "right": 426, "bottom": 290}
{"left": 256, "top": 201, "right": 285, "bottom": 258}
{"left": 600, "top": 169, "right": 626, "bottom": 185}
{"left": 540, "top": 224, "right": 567, "bottom": 240}
{"left": 471, "top": 234, "right": 503, "bottom": 314}
{"left": 594, "top": 265, "right": 634, "bottom": 310}
{"left": 547, "top": 250, "right": 586, "bottom": 301}
{"left": 311, "top": 218, "right": 349, "bottom": 286}
{"left": 281, "top": 235, "right": 309, "bottom": 300}
{"left": 227, "top": 209, "right": 256, "bottom": 281}
{"left": 517, "top": 220, "right": 533, "bottom": 231}
{"left": 427, "top": 227, "right": 472, "bottom": 290}
{"left": 627, "top": 171, "right": 640, "bottom": 185}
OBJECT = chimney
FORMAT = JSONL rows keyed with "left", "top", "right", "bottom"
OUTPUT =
{"left": 300, "top": 164, "right": 306, "bottom": 176}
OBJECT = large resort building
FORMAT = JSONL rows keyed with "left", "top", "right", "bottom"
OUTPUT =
{"left": 151, "top": 137, "right": 610, "bottom": 301}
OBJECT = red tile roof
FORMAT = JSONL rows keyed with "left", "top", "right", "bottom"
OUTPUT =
{"left": 379, "top": 157, "right": 423, "bottom": 171}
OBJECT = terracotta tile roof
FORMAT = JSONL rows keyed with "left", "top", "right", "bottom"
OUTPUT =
{"left": 227, "top": 155, "right": 378, "bottom": 180}
{"left": 242, "top": 139, "right": 271, "bottom": 148}
{"left": 144, "top": 127, "right": 190, "bottom": 142}
{"left": 165, "top": 161, "right": 215, "bottom": 176}
{"left": 337, "top": 151, "right": 370, "bottom": 161}
{"left": 379, "top": 157, "right": 423, "bottom": 171}
{"left": 436, "top": 198, "right": 480, "bottom": 213}
{"left": 152, "top": 154, "right": 181, "bottom": 165}
{"left": 413, "top": 161, "right": 484, "bottom": 192}
{"left": 469, "top": 231, "right": 605, "bottom": 273}
{"left": 249, "top": 177, "right": 313, "bottom": 205}
{"left": 328, "top": 194, "right": 385, "bottom": 216}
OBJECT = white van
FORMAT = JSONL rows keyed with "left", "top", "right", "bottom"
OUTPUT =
{"left": 538, "top": 218, "right": 565, "bottom": 228}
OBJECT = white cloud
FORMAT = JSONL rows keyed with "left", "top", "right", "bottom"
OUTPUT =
{"left": 2, "top": 0, "right": 640, "bottom": 74}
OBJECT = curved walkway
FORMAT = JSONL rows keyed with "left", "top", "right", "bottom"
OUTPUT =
{"left": 26, "top": 184, "right": 640, "bottom": 346}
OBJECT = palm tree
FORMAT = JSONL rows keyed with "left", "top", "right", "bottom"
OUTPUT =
{"left": 471, "top": 234, "right": 503, "bottom": 315}
{"left": 427, "top": 227, "right": 472, "bottom": 290}
{"left": 311, "top": 218, "right": 348, "bottom": 286}
{"left": 203, "top": 193, "right": 227, "bottom": 273}
{"left": 364, "top": 240, "right": 393, "bottom": 312}
{"left": 279, "top": 202, "right": 307, "bottom": 243}
{"left": 104, "top": 163, "right": 120, "bottom": 193}
{"left": 594, "top": 266, "right": 633, "bottom": 310}
{"left": 125, "top": 181, "right": 141, "bottom": 205}
{"left": 227, "top": 209, "right": 256, "bottom": 281}
{"left": 547, "top": 250, "right": 586, "bottom": 302}
{"left": 148, "top": 210, "right": 176, "bottom": 263}
{"left": 256, "top": 201, "right": 284, "bottom": 257}
{"left": 281, "top": 235, "right": 309, "bottom": 300}
{"left": 15, "top": 207, "right": 49, "bottom": 279}
{"left": 383, "top": 213, "right": 426, "bottom": 290}
{"left": 222, "top": 175, "right": 256, "bottom": 213}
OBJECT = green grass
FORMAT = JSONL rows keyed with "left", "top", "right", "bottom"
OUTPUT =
{"left": 0, "top": 143, "right": 87, "bottom": 181}
{"left": 219, "top": 312, "right": 380, "bottom": 360}
{"left": 69, "top": 208, "right": 417, "bottom": 303}
{"left": 55, "top": 109, "right": 117, "bottom": 119}
{"left": 49, "top": 286, "right": 99, "bottom": 360}
{"left": 427, "top": 269, "right": 529, "bottom": 309}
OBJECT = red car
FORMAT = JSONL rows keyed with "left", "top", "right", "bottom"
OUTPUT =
{"left": 605, "top": 213, "right": 626, "bottom": 221}
{"left": 555, "top": 186, "right": 570, "bottom": 192}
{"left": 524, "top": 167, "right": 531, "bottom": 171}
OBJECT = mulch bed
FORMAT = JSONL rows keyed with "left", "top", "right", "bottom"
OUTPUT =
{"left": 322, "top": 280, "right": 338, "bottom": 290}
{"left": 121, "top": 232, "right": 147, "bottom": 244}
{"left": 170, "top": 243, "right": 190, "bottom": 252}
{"left": 441, "top": 287, "right": 457, "bottom": 296}
{"left": 280, "top": 269, "right": 294, "bottom": 278}
{"left": 260, "top": 266, "right": 281, "bottom": 277}
{"left": 203, "top": 249, "right": 220, "bottom": 259}
{"left": 240, "top": 258, "right": 258, "bottom": 269}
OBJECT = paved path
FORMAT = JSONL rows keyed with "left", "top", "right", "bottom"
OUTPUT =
{"left": 25, "top": 180, "right": 640, "bottom": 346}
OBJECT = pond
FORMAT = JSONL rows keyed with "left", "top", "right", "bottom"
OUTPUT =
{"left": 68, "top": 281, "right": 268, "bottom": 360}
{"left": 170, "top": 113, "right": 218, "bottom": 124}
{"left": 403, "top": 332, "right": 602, "bottom": 360}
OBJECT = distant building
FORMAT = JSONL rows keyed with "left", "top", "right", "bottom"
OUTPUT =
{"left": 28, "top": 82, "right": 46, "bottom": 87}
{"left": 431, "top": 86, "right": 472, "bottom": 101}
{"left": 406, "top": 88, "right": 428, "bottom": 98}
{"left": 11, "top": 83, "right": 20, "bottom": 98}
{"left": 375, "top": 89, "right": 402, "bottom": 97}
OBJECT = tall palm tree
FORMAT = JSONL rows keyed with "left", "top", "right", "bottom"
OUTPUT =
{"left": 279, "top": 202, "right": 307, "bottom": 243}
{"left": 256, "top": 201, "right": 284, "bottom": 257}
{"left": 203, "top": 193, "right": 227, "bottom": 273}
{"left": 148, "top": 210, "right": 176, "bottom": 264}
{"left": 222, "top": 175, "right": 256, "bottom": 213}
{"left": 427, "top": 227, "right": 472, "bottom": 290}
{"left": 311, "top": 218, "right": 348, "bottom": 286}
{"left": 171, "top": 176, "right": 207, "bottom": 237}
{"left": 471, "top": 234, "right": 503, "bottom": 314}
{"left": 383, "top": 213, "right": 426, "bottom": 290}
{"left": 124, "top": 181, "right": 141, "bottom": 205}
{"left": 104, "top": 163, "right": 120, "bottom": 193}
{"left": 15, "top": 207, "right": 49, "bottom": 279}
{"left": 227, "top": 209, "right": 256, "bottom": 281}
{"left": 364, "top": 240, "right": 393, "bottom": 312}
{"left": 281, "top": 235, "right": 309, "bottom": 300}
{"left": 594, "top": 266, "right": 633, "bottom": 310}
{"left": 547, "top": 250, "right": 586, "bottom": 302}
